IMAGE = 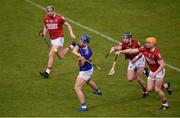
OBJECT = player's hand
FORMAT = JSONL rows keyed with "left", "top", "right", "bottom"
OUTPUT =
{"left": 78, "top": 56, "right": 85, "bottom": 61}
{"left": 39, "top": 30, "right": 45, "bottom": 38}
{"left": 70, "top": 32, "right": 76, "bottom": 40}
{"left": 115, "top": 50, "right": 121, "bottom": 56}
{"left": 110, "top": 47, "right": 115, "bottom": 54}
{"left": 131, "top": 56, "right": 139, "bottom": 63}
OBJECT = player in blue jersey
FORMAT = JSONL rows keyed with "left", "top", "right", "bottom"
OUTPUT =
{"left": 72, "top": 35, "right": 102, "bottom": 112}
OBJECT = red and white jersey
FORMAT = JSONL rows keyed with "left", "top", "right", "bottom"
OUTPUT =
{"left": 120, "top": 39, "right": 141, "bottom": 60}
{"left": 44, "top": 15, "right": 65, "bottom": 39}
{"left": 139, "top": 47, "right": 163, "bottom": 72}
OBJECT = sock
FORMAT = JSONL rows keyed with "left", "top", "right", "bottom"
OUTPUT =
{"left": 144, "top": 91, "right": 148, "bottom": 94}
{"left": 162, "top": 98, "right": 168, "bottom": 106}
{"left": 81, "top": 102, "right": 87, "bottom": 109}
{"left": 162, "top": 102, "right": 168, "bottom": 107}
{"left": 46, "top": 68, "right": 51, "bottom": 74}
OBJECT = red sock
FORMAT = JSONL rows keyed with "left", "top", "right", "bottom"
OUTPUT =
{"left": 161, "top": 82, "right": 164, "bottom": 89}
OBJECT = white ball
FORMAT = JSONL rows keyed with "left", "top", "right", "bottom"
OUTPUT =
{"left": 54, "top": 48, "right": 58, "bottom": 52}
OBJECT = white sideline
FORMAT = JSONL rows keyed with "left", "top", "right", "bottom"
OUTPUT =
{"left": 24, "top": 0, "right": 180, "bottom": 72}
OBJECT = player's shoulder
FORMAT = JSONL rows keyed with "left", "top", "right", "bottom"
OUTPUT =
{"left": 138, "top": 46, "right": 146, "bottom": 52}
{"left": 44, "top": 15, "right": 49, "bottom": 19}
{"left": 55, "top": 15, "right": 65, "bottom": 20}
{"left": 154, "top": 47, "right": 161, "bottom": 54}
{"left": 132, "top": 39, "right": 140, "bottom": 43}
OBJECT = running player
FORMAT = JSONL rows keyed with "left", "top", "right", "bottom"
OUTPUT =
{"left": 116, "top": 37, "right": 172, "bottom": 110}
{"left": 39, "top": 6, "right": 76, "bottom": 78}
{"left": 110, "top": 32, "right": 148, "bottom": 97}
{"left": 72, "top": 35, "right": 102, "bottom": 112}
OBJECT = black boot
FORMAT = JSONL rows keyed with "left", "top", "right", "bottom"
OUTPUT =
{"left": 40, "top": 71, "right": 49, "bottom": 78}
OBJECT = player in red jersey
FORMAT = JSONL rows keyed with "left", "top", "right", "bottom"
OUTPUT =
{"left": 116, "top": 37, "right": 172, "bottom": 110}
{"left": 109, "top": 33, "right": 147, "bottom": 97}
{"left": 39, "top": 6, "right": 76, "bottom": 78}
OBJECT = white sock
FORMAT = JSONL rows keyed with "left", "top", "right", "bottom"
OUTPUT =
{"left": 144, "top": 91, "right": 148, "bottom": 94}
{"left": 163, "top": 103, "right": 168, "bottom": 107}
{"left": 81, "top": 103, "right": 87, "bottom": 109}
{"left": 46, "top": 68, "right": 51, "bottom": 74}
{"left": 163, "top": 83, "right": 168, "bottom": 89}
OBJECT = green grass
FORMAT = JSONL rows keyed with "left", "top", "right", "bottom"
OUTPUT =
{"left": 0, "top": 0, "right": 180, "bottom": 117}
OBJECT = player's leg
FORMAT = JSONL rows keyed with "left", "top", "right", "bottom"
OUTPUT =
{"left": 127, "top": 62, "right": 136, "bottom": 82}
{"left": 134, "top": 56, "right": 147, "bottom": 96}
{"left": 127, "top": 69, "right": 136, "bottom": 82}
{"left": 40, "top": 45, "right": 59, "bottom": 78}
{"left": 155, "top": 78, "right": 169, "bottom": 110}
{"left": 144, "top": 74, "right": 156, "bottom": 97}
{"left": 57, "top": 39, "right": 76, "bottom": 59}
{"left": 74, "top": 70, "right": 93, "bottom": 112}
{"left": 136, "top": 67, "right": 146, "bottom": 93}
{"left": 86, "top": 80, "right": 102, "bottom": 95}
{"left": 57, "top": 46, "right": 65, "bottom": 59}
{"left": 74, "top": 77, "right": 87, "bottom": 112}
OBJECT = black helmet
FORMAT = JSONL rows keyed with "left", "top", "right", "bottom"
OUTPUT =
{"left": 122, "top": 32, "right": 132, "bottom": 39}
{"left": 47, "top": 5, "right": 55, "bottom": 12}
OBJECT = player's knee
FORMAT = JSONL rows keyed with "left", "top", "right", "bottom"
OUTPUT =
{"left": 155, "top": 87, "right": 161, "bottom": 93}
{"left": 136, "top": 77, "right": 143, "bottom": 81}
{"left": 49, "top": 52, "right": 55, "bottom": 57}
{"left": 146, "top": 87, "right": 153, "bottom": 92}
{"left": 57, "top": 53, "right": 64, "bottom": 59}
{"left": 128, "top": 76, "right": 134, "bottom": 82}
{"left": 59, "top": 54, "right": 64, "bottom": 59}
{"left": 74, "top": 85, "right": 81, "bottom": 91}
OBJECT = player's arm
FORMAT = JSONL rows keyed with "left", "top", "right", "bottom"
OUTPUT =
{"left": 115, "top": 48, "right": 139, "bottom": 55}
{"left": 71, "top": 46, "right": 85, "bottom": 66}
{"left": 64, "top": 21, "right": 76, "bottom": 40}
{"left": 39, "top": 24, "right": 48, "bottom": 38}
{"left": 72, "top": 47, "right": 84, "bottom": 67}
{"left": 43, "top": 24, "right": 48, "bottom": 37}
{"left": 152, "top": 59, "right": 165, "bottom": 77}
{"left": 131, "top": 45, "right": 144, "bottom": 63}
{"left": 110, "top": 45, "right": 122, "bottom": 54}
{"left": 131, "top": 52, "right": 143, "bottom": 63}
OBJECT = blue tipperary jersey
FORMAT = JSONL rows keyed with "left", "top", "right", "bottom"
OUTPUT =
{"left": 79, "top": 46, "right": 93, "bottom": 71}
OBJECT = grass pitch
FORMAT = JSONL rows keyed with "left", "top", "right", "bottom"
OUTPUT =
{"left": 0, "top": 0, "right": 180, "bottom": 117}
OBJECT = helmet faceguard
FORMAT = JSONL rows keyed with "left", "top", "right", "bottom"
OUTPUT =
{"left": 78, "top": 35, "right": 91, "bottom": 47}
{"left": 46, "top": 6, "right": 55, "bottom": 17}
{"left": 47, "top": 6, "right": 54, "bottom": 12}
{"left": 122, "top": 32, "right": 132, "bottom": 44}
{"left": 79, "top": 35, "right": 90, "bottom": 43}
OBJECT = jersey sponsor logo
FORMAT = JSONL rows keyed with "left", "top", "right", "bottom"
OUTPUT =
{"left": 46, "top": 23, "right": 58, "bottom": 29}
{"left": 145, "top": 57, "right": 156, "bottom": 64}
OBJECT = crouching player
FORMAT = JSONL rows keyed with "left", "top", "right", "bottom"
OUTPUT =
{"left": 116, "top": 37, "right": 172, "bottom": 110}
{"left": 72, "top": 35, "right": 102, "bottom": 112}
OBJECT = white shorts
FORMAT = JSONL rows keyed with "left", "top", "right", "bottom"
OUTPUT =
{"left": 148, "top": 69, "right": 165, "bottom": 80}
{"left": 77, "top": 68, "right": 93, "bottom": 81}
{"left": 51, "top": 37, "right": 64, "bottom": 47}
{"left": 128, "top": 55, "right": 145, "bottom": 70}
